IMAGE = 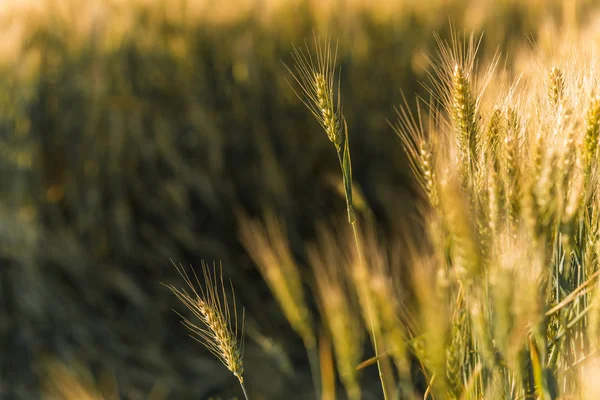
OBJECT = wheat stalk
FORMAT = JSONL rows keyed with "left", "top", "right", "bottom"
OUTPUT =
{"left": 286, "top": 34, "right": 393, "bottom": 398}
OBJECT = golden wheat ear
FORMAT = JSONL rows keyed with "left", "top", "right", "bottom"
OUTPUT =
{"left": 284, "top": 35, "right": 356, "bottom": 226}
{"left": 163, "top": 261, "right": 249, "bottom": 400}
{"left": 284, "top": 34, "right": 343, "bottom": 151}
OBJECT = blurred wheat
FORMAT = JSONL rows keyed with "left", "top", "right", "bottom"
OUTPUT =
{"left": 2, "top": 0, "right": 600, "bottom": 398}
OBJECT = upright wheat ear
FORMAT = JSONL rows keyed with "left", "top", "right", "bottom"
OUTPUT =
{"left": 451, "top": 64, "right": 478, "bottom": 175}
{"left": 164, "top": 261, "right": 249, "bottom": 400}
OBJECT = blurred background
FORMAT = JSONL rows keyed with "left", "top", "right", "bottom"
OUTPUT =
{"left": 0, "top": 0, "right": 598, "bottom": 398}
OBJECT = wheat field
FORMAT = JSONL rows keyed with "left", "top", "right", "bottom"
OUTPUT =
{"left": 2, "top": 0, "right": 600, "bottom": 399}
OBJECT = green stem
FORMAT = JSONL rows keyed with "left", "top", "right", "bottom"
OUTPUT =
{"left": 306, "top": 343, "right": 322, "bottom": 398}
{"left": 239, "top": 379, "right": 250, "bottom": 400}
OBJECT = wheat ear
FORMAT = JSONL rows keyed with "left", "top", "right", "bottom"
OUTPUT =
{"left": 164, "top": 261, "right": 248, "bottom": 400}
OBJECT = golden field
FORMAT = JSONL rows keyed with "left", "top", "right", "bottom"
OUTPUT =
{"left": 2, "top": 0, "right": 600, "bottom": 399}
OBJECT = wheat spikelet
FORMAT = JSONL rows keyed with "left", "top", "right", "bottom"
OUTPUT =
{"left": 164, "top": 262, "right": 246, "bottom": 394}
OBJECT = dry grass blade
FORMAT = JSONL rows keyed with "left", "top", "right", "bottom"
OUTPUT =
{"left": 163, "top": 261, "right": 248, "bottom": 399}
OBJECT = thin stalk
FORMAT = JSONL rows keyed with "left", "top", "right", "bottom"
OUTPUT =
{"left": 351, "top": 221, "right": 391, "bottom": 400}
{"left": 239, "top": 380, "right": 250, "bottom": 400}
{"left": 306, "top": 343, "right": 322, "bottom": 398}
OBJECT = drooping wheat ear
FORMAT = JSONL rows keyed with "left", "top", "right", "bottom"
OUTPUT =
{"left": 285, "top": 35, "right": 343, "bottom": 152}
{"left": 164, "top": 261, "right": 248, "bottom": 399}
{"left": 391, "top": 96, "right": 439, "bottom": 207}
{"left": 548, "top": 67, "right": 565, "bottom": 107}
{"left": 584, "top": 93, "right": 600, "bottom": 177}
